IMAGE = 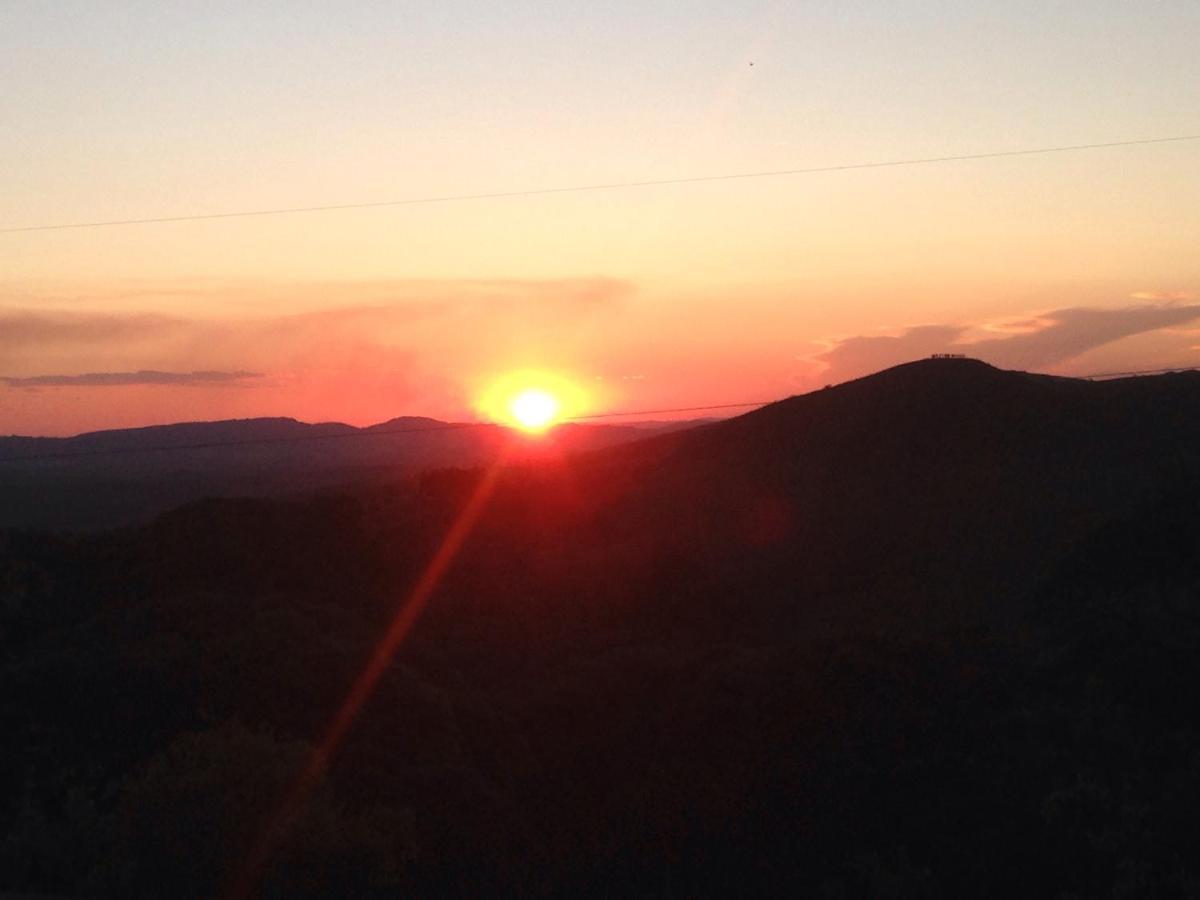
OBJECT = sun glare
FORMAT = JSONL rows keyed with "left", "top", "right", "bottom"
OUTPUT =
{"left": 510, "top": 388, "right": 560, "bottom": 431}
{"left": 476, "top": 369, "right": 594, "bottom": 434}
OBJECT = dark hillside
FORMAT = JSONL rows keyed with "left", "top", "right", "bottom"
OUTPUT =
{"left": 3, "top": 360, "right": 1200, "bottom": 898}
{"left": 568, "top": 359, "right": 1200, "bottom": 628}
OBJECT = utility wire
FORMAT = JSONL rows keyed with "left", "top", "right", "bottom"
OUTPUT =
{"left": 3, "top": 134, "right": 1198, "bottom": 234}
{"left": 571, "top": 400, "right": 773, "bottom": 419}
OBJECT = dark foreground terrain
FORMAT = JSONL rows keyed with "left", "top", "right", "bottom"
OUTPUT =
{"left": 3, "top": 359, "right": 1200, "bottom": 898}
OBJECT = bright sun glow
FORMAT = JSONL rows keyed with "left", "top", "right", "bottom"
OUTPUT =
{"left": 509, "top": 388, "right": 561, "bottom": 431}
{"left": 476, "top": 369, "right": 596, "bottom": 434}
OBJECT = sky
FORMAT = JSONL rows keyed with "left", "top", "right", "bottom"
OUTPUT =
{"left": 2, "top": 1, "right": 1199, "bottom": 435}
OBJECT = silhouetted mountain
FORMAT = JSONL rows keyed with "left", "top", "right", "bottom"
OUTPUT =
{"left": 4, "top": 359, "right": 1200, "bottom": 898}
{"left": 0, "top": 414, "right": 700, "bottom": 532}
{"left": 362, "top": 416, "right": 447, "bottom": 432}
{"left": 397, "top": 357, "right": 1200, "bottom": 638}
{"left": 596, "top": 358, "right": 1200, "bottom": 621}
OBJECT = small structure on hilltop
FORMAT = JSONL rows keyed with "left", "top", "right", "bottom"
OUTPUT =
{"left": 929, "top": 353, "right": 967, "bottom": 359}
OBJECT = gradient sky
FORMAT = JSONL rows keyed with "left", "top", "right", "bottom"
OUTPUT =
{"left": 2, "top": 1, "right": 1198, "bottom": 435}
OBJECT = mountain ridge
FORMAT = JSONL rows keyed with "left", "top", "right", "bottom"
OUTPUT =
{"left": 0, "top": 408, "right": 704, "bottom": 532}
{"left": 5, "top": 356, "right": 1200, "bottom": 897}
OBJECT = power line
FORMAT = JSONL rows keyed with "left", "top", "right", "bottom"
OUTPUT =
{"left": 572, "top": 400, "right": 774, "bottom": 419}
{"left": 3, "top": 133, "right": 1198, "bottom": 234}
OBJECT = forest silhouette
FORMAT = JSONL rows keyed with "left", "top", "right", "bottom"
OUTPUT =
{"left": 3, "top": 358, "right": 1200, "bottom": 897}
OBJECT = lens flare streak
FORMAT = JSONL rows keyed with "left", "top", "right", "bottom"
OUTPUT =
{"left": 225, "top": 453, "right": 510, "bottom": 899}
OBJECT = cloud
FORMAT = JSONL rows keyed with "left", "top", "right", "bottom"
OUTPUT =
{"left": 813, "top": 303, "right": 1200, "bottom": 383}
{"left": 1130, "top": 291, "right": 1195, "bottom": 302}
{"left": 0, "top": 277, "right": 630, "bottom": 358}
{"left": 1, "top": 370, "right": 262, "bottom": 389}
{"left": 976, "top": 316, "right": 1056, "bottom": 335}
{"left": 0, "top": 276, "right": 632, "bottom": 431}
{"left": 964, "top": 305, "right": 1200, "bottom": 370}
{"left": 0, "top": 309, "right": 182, "bottom": 350}
{"left": 813, "top": 324, "right": 967, "bottom": 382}
{"left": 402, "top": 276, "right": 632, "bottom": 306}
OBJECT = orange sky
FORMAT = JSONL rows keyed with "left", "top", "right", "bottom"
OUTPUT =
{"left": 2, "top": 3, "right": 1198, "bottom": 435}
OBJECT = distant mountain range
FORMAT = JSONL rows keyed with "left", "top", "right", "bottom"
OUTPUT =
{"left": 0, "top": 414, "right": 704, "bottom": 532}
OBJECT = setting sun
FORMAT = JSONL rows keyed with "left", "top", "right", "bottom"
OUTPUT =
{"left": 510, "top": 388, "right": 561, "bottom": 432}
{"left": 475, "top": 369, "right": 595, "bottom": 433}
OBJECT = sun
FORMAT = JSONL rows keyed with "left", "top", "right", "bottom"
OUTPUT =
{"left": 475, "top": 368, "right": 595, "bottom": 434}
{"left": 509, "top": 388, "right": 561, "bottom": 432}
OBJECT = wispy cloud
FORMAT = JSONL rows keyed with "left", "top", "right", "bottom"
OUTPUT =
{"left": 813, "top": 324, "right": 967, "bottom": 382}
{"left": 963, "top": 305, "right": 1200, "bottom": 369}
{"left": 0, "top": 309, "right": 182, "bottom": 350}
{"left": 0, "top": 277, "right": 630, "bottom": 360}
{"left": 1130, "top": 290, "right": 1195, "bottom": 302}
{"left": 1, "top": 370, "right": 262, "bottom": 389}
{"left": 0, "top": 277, "right": 631, "bottom": 431}
{"left": 813, "top": 303, "right": 1200, "bottom": 383}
